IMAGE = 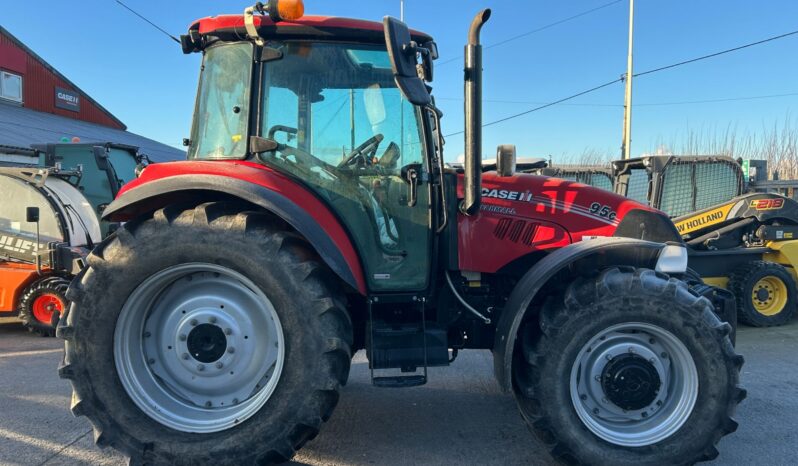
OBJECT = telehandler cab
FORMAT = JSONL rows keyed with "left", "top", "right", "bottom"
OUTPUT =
{"left": 58, "top": 2, "right": 744, "bottom": 465}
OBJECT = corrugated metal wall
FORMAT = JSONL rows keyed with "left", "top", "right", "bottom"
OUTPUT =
{"left": 0, "top": 31, "right": 125, "bottom": 130}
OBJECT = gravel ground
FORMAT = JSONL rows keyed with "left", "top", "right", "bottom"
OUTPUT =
{"left": 0, "top": 317, "right": 796, "bottom": 466}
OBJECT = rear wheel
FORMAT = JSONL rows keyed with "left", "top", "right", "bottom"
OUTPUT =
{"left": 58, "top": 202, "right": 352, "bottom": 465}
{"left": 19, "top": 276, "right": 69, "bottom": 336}
{"left": 729, "top": 260, "right": 797, "bottom": 327}
{"left": 514, "top": 268, "right": 745, "bottom": 465}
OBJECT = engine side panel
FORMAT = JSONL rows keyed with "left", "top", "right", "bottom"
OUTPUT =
{"left": 457, "top": 172, "right": 662, "bottom": 273}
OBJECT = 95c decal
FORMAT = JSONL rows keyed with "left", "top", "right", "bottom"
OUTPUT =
{"left": 589, "top": 202, "right": 617, "bottom": 221}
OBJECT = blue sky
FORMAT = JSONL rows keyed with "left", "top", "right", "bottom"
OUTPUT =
{"left": 3, "top": 1, "right": 797, "bottom": 161}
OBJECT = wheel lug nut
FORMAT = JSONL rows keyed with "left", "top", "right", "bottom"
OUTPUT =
{"left": 197, "top": 364, "right": 205, "bottom": 371}
{"left": 209, "top": 317, "right": 217, "bottom": 324}
{"left": 641, "top": 412, "right": 648, "bottom": 418}
{"left": 661, "top": 352, "right": 668, "bottom": 358}
{"left": 649, "top": 338, "right": 655, "bottom": 344}
{"left": 580, "top": 394, "right": 587, "bottom": 401}
{"left": 148, "top": 358, "right": 155, "bottom": 365}
{"left": 605, "top": 354, "right": 613, "bottom": 361}
{"left": 182, "top": 353, "right": 190, "bottom": 360}
{"left": 144, "top": 331, "right": 151, "bottom": 338}
{"left": 594, "top": 375, "right": 601, "bottom": 381}
{"left": 233, "top": 398, "right": 239, "bottom": 405}
{"left": 179, "top": 334, "right": 187, "bottom": 341}
{"left": 224, "top": 328, "right": 232, "bottom": 336}
{"left": 627, "top": 347, "right": 635, "bottom": 354}
{"left": 602, "top": 398, "right": 609, "bottom": 403}
{"left": 205, "top": 401, "right": 212, "bottom": 407}
{"left": 216, "top": 362, "right": 224, "bottom": 369}
{"left": 593, "top": 408, "right": 600, "bottom": 415}
{"left": 190, "top": 319, "right": 198, "bottom": 326}
{"left": 227, "top": 347, "right": 235, "bottom": 354}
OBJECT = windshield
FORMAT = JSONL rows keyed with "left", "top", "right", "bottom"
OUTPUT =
{"left": 188, "top": 42, "right": 253, "bottom": 160}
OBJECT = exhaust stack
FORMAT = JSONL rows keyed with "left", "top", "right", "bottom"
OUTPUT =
{"left": 461, "top": 9, "right": 491, "bottom": 215}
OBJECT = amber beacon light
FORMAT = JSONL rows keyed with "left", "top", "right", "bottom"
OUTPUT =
{"left": 258, "top": 0, "right": 305, "bottom": 22}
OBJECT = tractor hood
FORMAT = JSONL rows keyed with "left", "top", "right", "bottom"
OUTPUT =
{"left": 457, "top": 172, "right": 682, "bottom": 273}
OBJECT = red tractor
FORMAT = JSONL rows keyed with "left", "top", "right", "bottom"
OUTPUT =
{"left": 58, "top": 2, "right": 744, "bottom": 465}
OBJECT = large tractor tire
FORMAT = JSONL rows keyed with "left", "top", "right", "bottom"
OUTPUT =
{"left": 57, "top": 202, "right": 353, "bottom": 465}
{"left": 19, "top": 276, "right": 70, "bottom": 337}
{"left": 514, "top": 268, "right": 745, "bottom": 466}
{"left": 729, "top": 260, "right": 797, "bottom": 327}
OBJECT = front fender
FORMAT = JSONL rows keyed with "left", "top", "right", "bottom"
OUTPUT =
{"left": 492, "top": 237, "right": 678, "bottom": 392}
{"left": 103, "top": 161, "right": 367, "bottom": 294}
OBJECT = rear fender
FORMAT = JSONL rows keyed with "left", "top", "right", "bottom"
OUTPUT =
{"left": 492, "top": 237, "right": 678, "bottom": 392}
{"left": 103, "top": 165, "right": 366, "bottom": 295}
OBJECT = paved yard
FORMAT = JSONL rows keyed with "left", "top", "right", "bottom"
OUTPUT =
{"left": 0, "top": 317, "right": 796, "bottom": 465}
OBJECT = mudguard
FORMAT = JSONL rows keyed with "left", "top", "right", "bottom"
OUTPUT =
{"left": 492, "top": 237, "right": 673, "bottom": 392}
{"left": 102, "top": 161, "right": 367, "bottom": 294}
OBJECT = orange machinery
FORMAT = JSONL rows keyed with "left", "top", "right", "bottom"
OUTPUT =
{"left": 1, "top": 166, "right": 100, "bottom": 335}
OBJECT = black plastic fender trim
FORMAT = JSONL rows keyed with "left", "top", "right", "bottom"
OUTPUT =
{"left": 492, "top": 237, "right": 666, "bottom": 392}
{"left": 102, "top": 174, "right": 362, "bottom": 293}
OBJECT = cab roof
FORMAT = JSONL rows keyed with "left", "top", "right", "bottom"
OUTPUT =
{"left": 186, "top": 15, "right": 433, "bottom": 50}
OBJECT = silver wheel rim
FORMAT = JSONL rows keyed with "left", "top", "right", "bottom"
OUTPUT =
{"left": 569, "top": 322, "right": 698, "bottom": 447}
{"left": 114, "top": 263, "right": 285, "bottom": 433}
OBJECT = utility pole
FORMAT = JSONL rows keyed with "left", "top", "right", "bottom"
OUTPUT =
{"left": 620, "top": 0, "right": 635, "bottom": 160}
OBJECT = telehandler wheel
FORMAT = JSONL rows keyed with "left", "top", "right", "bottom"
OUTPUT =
{"left": 57, "top": 202, "right": 353, "bottom": 466}
{"left": 514, "top": 268, "right": 745, "bottom": 466}
{"left": 19, "top": 276, "right": 69, "bottom": 337}
{"left": 729, "top": 261, "right": 797, "bottom": 327}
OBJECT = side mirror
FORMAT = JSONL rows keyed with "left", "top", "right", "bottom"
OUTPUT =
{"left": 26, "top": 206, "right": 40, "bottom": 223}
{"left": 496, "top": 145, "right": 517, "bottom": 177}
{"left": 383, "top": 16, "right": 431, "bottom": 106}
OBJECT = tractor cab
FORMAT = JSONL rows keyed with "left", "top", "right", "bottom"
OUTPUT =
{"left": 183, "top": 12, "right": 440, "bottom": 292}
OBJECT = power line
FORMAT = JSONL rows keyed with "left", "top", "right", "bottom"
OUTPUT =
{"left": 444, "top": 27, "right": 798, "bottom": 134}
{"left": 435, "top": 91, "right": 798, "bottom": 107}
{"left": 634, "top": 28, "right": 798, "bottom": 77}
{"left": 636, "top": 92, "right": 798, "bottom": 107}
{"left": 437, "top": 0, "right": 623, "bottom": 66}
{"left": 444, "top": 78, "right": 622, "bottom": 137}
{"left": 115, "top": 0, "right": 180, "bottom": 44}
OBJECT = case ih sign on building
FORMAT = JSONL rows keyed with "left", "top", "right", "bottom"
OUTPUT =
{"left": 0, "top": 26, "right": 123, "bottom": 128}
{"left": 55, "top": 86, "right": 80, "bottom": 112}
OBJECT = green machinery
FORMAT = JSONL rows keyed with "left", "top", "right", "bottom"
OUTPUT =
{"left": 32, "top": 143, "right": 145, "bottom": 236}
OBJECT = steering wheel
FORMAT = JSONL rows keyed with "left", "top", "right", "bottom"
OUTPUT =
{"left": 338, "top": 134, "right": 384, "bottom": 168}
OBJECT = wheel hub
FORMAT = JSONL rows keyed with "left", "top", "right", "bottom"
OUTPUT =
{"left": 115, "top": 264, "right": 285, "bottom": 433}
{"left": 187, "top": 323, "right": 227, "bottom": 363}
{"left": 570, "top": 322, "right": 698, "bottom": 447}
{"left": 755, "top": 287, "right": 770, "bottom": 303}
{"left": 601, "top": 353, "right": 661, "bottom": 411}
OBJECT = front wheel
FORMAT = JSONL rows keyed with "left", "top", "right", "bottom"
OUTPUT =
{"left": 58, "top": 203, "right": 352, "bottom": 465}
{"left": 514, "top": 268, "right": 745, "bottom": 465}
